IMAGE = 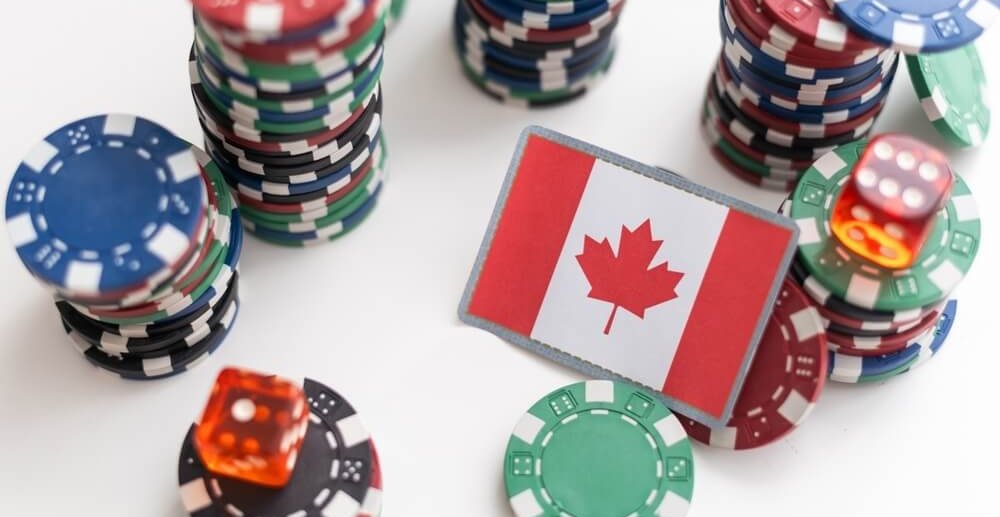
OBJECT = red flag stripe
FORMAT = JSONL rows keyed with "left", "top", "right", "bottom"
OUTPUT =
{"left": 466, "top": 135, "right": 595, "bottom": 335}
{"left": 662, "top": 209, "right": 795, "bottom": 419}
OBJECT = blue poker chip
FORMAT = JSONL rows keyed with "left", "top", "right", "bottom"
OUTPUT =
{"left": 479, "top": 0, "right": 620, "bottom": 30}
{"left": 719, "top": 0, "right": 893, "bottom": 85}
{"left": 720, "top": 54, "right": 893, "bottom": 118}
{"left": 5, "top": 115, "right": 206, "bottom": 299}
{"left": 828, "top": 300, "right": 958, "bottom": 383}
{"left": 722, "top": 48, "right": 899, "bottom": 108}
{"left": 719, "top": 59, "right": 890, "bottom": 124}
{"left": 829, "top": 0, "right": 1000, "bottom": 54}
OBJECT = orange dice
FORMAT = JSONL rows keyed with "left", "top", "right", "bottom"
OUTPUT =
{"left": 831, "top": 134, "right": 954, "bottom": 270}
{"left": 194, "top": 367, "right": 310, "bottom": 487}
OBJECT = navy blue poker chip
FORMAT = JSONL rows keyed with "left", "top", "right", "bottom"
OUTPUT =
{"left": 5, "top": 115, "right": 206, "bottom": 299}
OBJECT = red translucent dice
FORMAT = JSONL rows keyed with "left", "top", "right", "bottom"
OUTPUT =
{"left": 831, "top": 134, "right": 954, "bottom": 270}
{"left": 194, "top": 367, "right": 310, "bottom": 487}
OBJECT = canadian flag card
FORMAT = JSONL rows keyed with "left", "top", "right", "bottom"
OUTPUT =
{"left": 459, "top": 127, "right": 799, "bottom": 427}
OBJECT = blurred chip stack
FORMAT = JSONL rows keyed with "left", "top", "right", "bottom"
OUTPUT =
{"left": 190, "top": 0, "right": 388, "bottom": 246}
{"left": 5, "top": 114, "right": 243, "bottom": 380}
{"left": 453, "top": 0, "right": 626, "bottom": 107}
{"left": 702, "top": 0, "right": 898, "bottom": 191}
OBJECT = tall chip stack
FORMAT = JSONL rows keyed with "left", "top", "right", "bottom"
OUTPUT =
{"left": 702, "top": 0, "right": 899, "bottom": 191}
{"left": 5, "top": 114, "right": 243, "bottom": 380}
{"left": 453, "top": 0, "right": 626, "bottom": 107}
{"left": 189, "top": 0, "right": 388, "bottom": 247}
{"left": 781, "top": 136, "right": 980, "bottom": 384}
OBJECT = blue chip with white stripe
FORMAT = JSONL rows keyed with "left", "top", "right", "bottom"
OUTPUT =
{"left": 5, "top": 115, "right": 206, "bottom": 299}
{"left": 829, "top": 0, "right": 1000, "bottom": 54}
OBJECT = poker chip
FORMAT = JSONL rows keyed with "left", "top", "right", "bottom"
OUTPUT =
{"left": 504, "top": 380, "right": 695, "bottom": 517}
{"left": 906, "top": 45, "right": 991, "bottom": 148}
{"left": 703, "top": 0, "right": 900, "bottom": 189}
{"left": 679, "top": 278, "right": 827, "bottom": 449}
{"left": 828, "top": 300, "right": 957, "bottom": 383}
{"left": 178, "top": 378, "right": 380, "bottom": 517}
{"left": 5, "top": 115, "right": 207, "bottom": 301}
{"left": 788, "top": 141, "right": 981, "bottom": 312}
{"left": 827, "top": 0, "right": 1000, "bottom": 54}
{"left": 60, "top": 271, "right": 240, "bottom": 356}
{"left": 761, "top": 0, "right": 880, "bottom": 53}
{"left": 192, "top": 0, "right": 351, "bottom": 37}
{"left": 453, "top": 0, "right": 624, "bottom": 106}
{"left": 824, "top": 304, "right": 943, "bottom": 356}
{"left": 4, "top": 118, "right": 244, "bottom": 380}
{"left": 191, "top": 0, "right": 388, "bottom": 243}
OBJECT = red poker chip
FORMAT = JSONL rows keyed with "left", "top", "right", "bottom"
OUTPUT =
{"left": 727, "top": 0, "right": 877, "bottom": 66}
{"left": 679, "top": 278, "right": 827, "bottom": 449}
{"left": 193, "top": 0, "right": 348, "bottom": 35}
{"left": 467, "top": 0, "right": 625, "bottom": 44}
{"left": 714, "top": 61, "right": 887, "bottom": 139}
{"left": 816, "top": 298, "right": 943, "bottom": 335}
{"left": 209, "top": 0, "right": 382, "bottom": 65}
{"left": 761, "top": 0, "right": 882, "bottom": 53}
{"left": 824, "top": 306, "right": 943, "bottom": 357}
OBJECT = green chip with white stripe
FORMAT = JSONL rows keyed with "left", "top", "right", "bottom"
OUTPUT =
{"left": 504, "top": 380, "right": 695, "bottom": 517}
{"left": 906, "top": 44, "right": 991, "bottom": 148}
{"left": 790, "top": 141, "right": 981, "bottom": 313}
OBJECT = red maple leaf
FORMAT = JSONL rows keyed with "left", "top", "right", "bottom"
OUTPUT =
{"left": 576, "top": 220, "right": 685, "bottom": 335}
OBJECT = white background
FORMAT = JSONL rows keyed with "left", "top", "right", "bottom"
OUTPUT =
{"left": 0, "top": 1, "right": 997, "bottom": 516}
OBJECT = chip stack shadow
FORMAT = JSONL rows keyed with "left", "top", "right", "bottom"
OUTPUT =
{"left": 190, "top": 0, "right": 389, "bottom": 246}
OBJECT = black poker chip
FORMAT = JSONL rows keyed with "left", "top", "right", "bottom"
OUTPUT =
{"left": 60, "top": 277, "right": 239, "bottom": 357}
{"left": 178, "top": 378, "right": 375, "bottom": 517}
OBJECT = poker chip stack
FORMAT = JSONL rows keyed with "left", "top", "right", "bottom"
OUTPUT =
{"left": 780, "top": 140, "right": 980, "bottom": 384}
{"left": 189, "top": 0, "right": 388, "bottom": 247}
{"left": 5, "top": 114, "right": 243, "bottom": 381}
{"left": 453, "top": 0, "right": 626, "bottom": 108}
{"left": 702, "top": 0, "right": 899, "bottom": 191}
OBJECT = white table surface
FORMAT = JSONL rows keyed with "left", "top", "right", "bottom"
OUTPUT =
{"left": 1, "top": 2, "right": 998, "bottom": 516}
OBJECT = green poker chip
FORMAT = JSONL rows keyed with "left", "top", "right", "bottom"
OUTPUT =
{"left": 906, "top": 45, "right": 991, "bottom": 148}
{"left": 790, "top": 141, "right": 981, "bottom": 313}
{"left": 504, "top": 380, "right": 695, "bottom": 517}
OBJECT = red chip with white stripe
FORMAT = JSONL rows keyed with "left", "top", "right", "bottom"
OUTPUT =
{"left": 679, "top": 278, "right": 827, "bottom": 450}
{"left": 192, "top": 0, "right": 347, "bottom": 34}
